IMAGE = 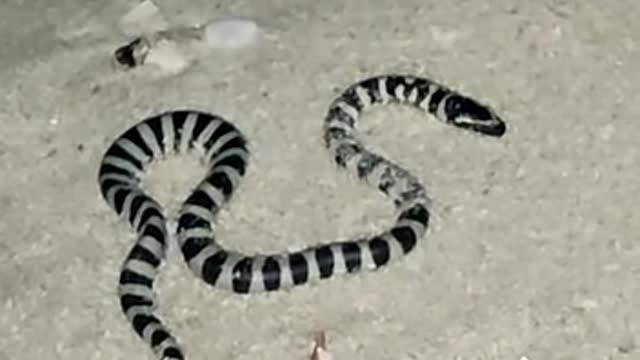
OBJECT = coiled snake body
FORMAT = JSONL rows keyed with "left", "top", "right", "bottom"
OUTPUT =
{"left": 97, "top": 74, "right": 506, "bottom": 359}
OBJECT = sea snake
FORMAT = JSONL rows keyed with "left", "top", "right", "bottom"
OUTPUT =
{"left": 97, "top": 74, "right": 506, "bottom": 359}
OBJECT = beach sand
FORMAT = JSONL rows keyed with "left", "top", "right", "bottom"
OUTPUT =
{"left": 0, "top": 1, "right": 638, "bottom": 359}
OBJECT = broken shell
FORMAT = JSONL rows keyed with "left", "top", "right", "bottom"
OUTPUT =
{"left": 114, "top": 37, "right": 151, "bottom": 68}
{"left": 118, "top": 0, "right": 168, "bottom": 36}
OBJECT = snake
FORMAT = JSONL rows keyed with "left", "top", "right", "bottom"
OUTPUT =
{"left": 97, "top": 74, "right": 506, "bottom": 359}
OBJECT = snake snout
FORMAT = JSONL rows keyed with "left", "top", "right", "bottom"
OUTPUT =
{"left": 444, "top": 95, "right": 506, "bottom": 137}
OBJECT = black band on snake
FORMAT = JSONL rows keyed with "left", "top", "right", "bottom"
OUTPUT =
{"left": 97, "top": 74, "right": 506, "bottom": 359}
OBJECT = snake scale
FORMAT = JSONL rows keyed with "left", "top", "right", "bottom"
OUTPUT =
{"left": 97, "top": 74, "right": 506, "bottom": 359}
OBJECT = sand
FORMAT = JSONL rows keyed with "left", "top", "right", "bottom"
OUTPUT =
{"left": 0, "top": 1, "right": 638, "bottom": 359}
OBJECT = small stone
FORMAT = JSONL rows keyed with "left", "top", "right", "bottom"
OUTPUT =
{"left": 204, "top": 18, "right": 260, "bottom": 49}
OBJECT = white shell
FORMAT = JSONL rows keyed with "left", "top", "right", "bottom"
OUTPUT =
{"left": 118, "top": 0, "right": 168, "bottom": 36}
{"left": 204, "top": 18, "right": 260, "bottom": 49}
{"left": 143, "top": 39, "right": 190, "bottom": 74}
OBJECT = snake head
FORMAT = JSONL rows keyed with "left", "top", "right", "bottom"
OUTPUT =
{"left": 444, "top": 94, "right": 506, "bottom": 137}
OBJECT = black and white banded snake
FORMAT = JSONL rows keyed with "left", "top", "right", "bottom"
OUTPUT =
{"left": 97, "top": 74, "right": 507, "bottom": 359}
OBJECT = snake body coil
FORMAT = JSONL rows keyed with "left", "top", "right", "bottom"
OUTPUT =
{"left": 98, "top": 75, "right": 506, "bottom": 359}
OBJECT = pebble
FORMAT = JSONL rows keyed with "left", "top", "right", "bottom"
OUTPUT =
{"left": 204, "top": 18, "right": 260, "bottom": 49}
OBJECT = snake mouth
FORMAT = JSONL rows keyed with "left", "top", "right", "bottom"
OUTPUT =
{"left": 443, "top": 95, "right": 506, "bottom": 137}
{"left": 452, "top": 117, "right": 506, "bottom": 137}
{"left": 475, "top": 119, "right": 506, "bottom": 137}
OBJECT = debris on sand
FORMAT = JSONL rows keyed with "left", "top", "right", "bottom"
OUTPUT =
{"left": 310, "top": 331, "right": 333, "bottom": 360}
{"left": 114, "top": 1, "right": 261, "bottom": 74}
